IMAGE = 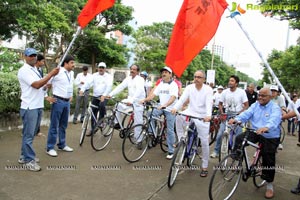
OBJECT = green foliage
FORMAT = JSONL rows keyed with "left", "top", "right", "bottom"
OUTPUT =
{"left": 0, "top": 47, "right": 22, "bottom": 73}
{"left": 259, "top": 0, "right": 300, "bottom": 30}
{"left": 0, "top": 72, "right": 20, "bottom": 113}
{"left": 261, "top": 45, "right": 300, "bottom": 93}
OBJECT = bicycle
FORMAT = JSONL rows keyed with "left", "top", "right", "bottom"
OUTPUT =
{"left": 80, "top": 101, "right": 112, "bottom": 146}
{"left": 207, "top": 113, "right": 221, "bottom": 146}
{"left": 122, "top": 102, "right": 168, "bottom": 163}
{"left": 91, "top": 98, "right": 146, "bottom": 151}
{"left": 209, "top": 127, "right": 266, "bottom": 200}
{"left": 219, "top": 113, "right": 239, "bottom": 162}
{"left": 167, "top": 112, "right": 203, "bottom": 188}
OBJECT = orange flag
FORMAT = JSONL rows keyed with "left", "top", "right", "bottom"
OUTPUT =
{"left": 78, "top": 0, "right": 115, "bottom": 29}
{"left": 165, "top": 0, "right": 228, "bottom": 77}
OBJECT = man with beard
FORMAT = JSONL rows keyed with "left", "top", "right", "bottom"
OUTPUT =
{"left": 107, "top": 64, "right": 145, "bottom": 146}
{"left": 140, "top": 66, "right": 178, "bottom": 159}
{"left": 18, "top": 48, "right": 59, "bottom": 171}
{"left": 210, "top": 75, "right": 249, "bottom": 158}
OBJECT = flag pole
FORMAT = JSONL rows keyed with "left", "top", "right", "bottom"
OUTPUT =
{"left": 58, "top": 26, "right": 82, "bottom": 67}
{"left": 231, "top": 11, "right": 300, "bottom": 118}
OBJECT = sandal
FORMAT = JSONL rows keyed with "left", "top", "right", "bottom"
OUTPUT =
{"left": 200, "top": 170, "right": 208, "bottom": 177}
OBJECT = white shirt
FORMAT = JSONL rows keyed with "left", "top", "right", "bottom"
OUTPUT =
{"left": 74, "top": 72, "right": 92, "bottom": 90}
{"left": 153, "top": 80, "right": 178, "bottom": 109}
{"left": 51, "top": 67, "right": 74, "bottom": 98}
{"left": 213, "top": 91, "right": 222, "bottom": 107}
{"left": 81, "top": 72, "right": 113, "bottom": 97}
{"left": 109, "top": 75, "right": 145, "bottom": 103}
{"left": 174, "top": 84, "right": 213, "bottom": 118}
{"left": 18, "top": 63, "right": 45, "bottom": 109}
{"left": 220, "top": 88, "right": 248, "bottom": 113}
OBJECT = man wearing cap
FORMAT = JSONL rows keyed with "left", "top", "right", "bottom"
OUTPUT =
{"left": 107, "top": 64, "right": 145, "bottom": 145}
{"left": 171, "top": 70, "right": 213, "bottom": 176}
{"left": 73, "top": 66, "right": 92, "bottom": 124}
{"left": 140, "top": 66, "right": 178, "bottom": 159}
{"left": 17, "top": 48, "right": 59, "bottom": 171}
{"left": 270, "top": 85, "right": 286, "bottom": 150}
{"left": 213, "top": 85, "right": 224, "bottom": 108}
{"left": 46, "top": 55, "right": 75, "bottom": 157}
{"left": 80, "top": 62, "right": 113, "bottom": 136}
{"left": 140, "top": 71, "right": 152, "bottom": 97}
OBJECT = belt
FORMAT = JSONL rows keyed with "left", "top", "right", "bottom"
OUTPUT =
{"left": 53, "top": 95, "right": 70, "bottom": 102}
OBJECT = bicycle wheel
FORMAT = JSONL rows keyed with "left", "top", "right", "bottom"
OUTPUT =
{"left": 168, "top": 140, "right": 186, "bottom": 188}
{"left": 122, "top": 124, "right": 149, "bottom": 163}
{"left": 79, "top": 112, "right": 90, "bottom": 146}
{"left": 91, "top": 116, "right": 114, "bottom": 151}
{"left": 159, "top": 126, "right": 168, "bottom": 153}
{"left": 219, "top": 133, "right": 229, "bottom": 162}
{"left": 209, "top": 122, "right": 218, "bottom": 146}
{"left": 253, "top": 155, "right": 266, "bottom": 188}
{"left": 280, "top": 124, "right": 285, "bottom": 143}
{"left": 187, "top": 137, "right": 200, "bottom": 167}
{"left": 209, "top": 154, "right": 242, "bottom": 200}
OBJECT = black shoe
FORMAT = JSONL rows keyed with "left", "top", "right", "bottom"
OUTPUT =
{"left": 73, "top": 120, "right": 77, "bottom": 124}
{"left": 80, "top": 120, "right": 84, "bottom": 123}
{"left": 137, "top": 142, "right": 143, "bottom": 150}
{"left": 291, "top": 186, "right": 300, "bottom": 194}
{"left": 114, "top": 124, "right": 121, "bottom": 129}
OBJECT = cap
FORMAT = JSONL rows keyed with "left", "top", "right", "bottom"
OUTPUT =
{"left": 270, "top": 85, "right": 278, "bottom": 91}
{"left": 24, "top": 48, "right": 37, "bottom": 56}
{"left": 140, "top": 71, "right": 148, "bottom": 77}
{"left": 98, "top": 62, "right": 106, "bottom": 68}
{"left": 217, "top": 85, "right": 224, "bottom": 90}
{"left": 160, "top": 66, "right": 172, "bottom": 73}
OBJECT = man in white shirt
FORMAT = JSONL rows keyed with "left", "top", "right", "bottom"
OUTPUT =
{"left": 210, "top": 75, "right": 249, "bottom": 158}
{"left": 46, "top": 55, "right": 75, "bottom": 157}
{"left": 80, "top": 62, "right": 113, "bottom": 136}
{"left": 171, "top": 70, "right": 213, "bottom": 177}
{"left": 73, "top": 66, "right": 92, "bottom": 124}
{"left": 140, "top": 71, "right": 152, "bottom": 97}
{"left": 140, "top": 66, "right": 178, "bottom": 159}
{"left": 17, "top": 48, "right": 59, "bottom": 171}
{"left": 107, "top": 64, "right": 145, "bottom": 143}
{"left": 213, "top": 85, "right": 223, "bottom": 108}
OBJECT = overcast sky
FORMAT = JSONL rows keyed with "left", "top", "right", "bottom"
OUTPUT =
{"left": 122, "top": 0, "right": 300, "bottom": 81}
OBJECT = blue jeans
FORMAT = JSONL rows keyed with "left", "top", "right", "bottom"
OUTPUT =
{"left": 213, "top": 121, "right": 243, "bottom": 154}
{"left": 20, "top": 108, "right": 43, "bottom": 162}
{"left": 47, "top": 99, "right": 70, "bottom": 151}
{"left": 149, "top": 109, "right": 175, "bottom": 154}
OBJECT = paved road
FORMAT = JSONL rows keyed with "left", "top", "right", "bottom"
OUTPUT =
{"left": 0, "top": 122, "right": 299, "bottom": 200}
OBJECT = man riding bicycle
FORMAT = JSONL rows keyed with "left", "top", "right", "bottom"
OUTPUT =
{"left": 229, "top": 87, "right": 281, "bottom": 199}
{"left": 171, "top": 70, "right": 213, "bottom": 177}
{"left": 140, "top": 66, "right": 178, "bottom": 159}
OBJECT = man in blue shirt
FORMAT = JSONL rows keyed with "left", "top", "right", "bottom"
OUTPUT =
{"left": 229, "top": 87, "right": 281, "bottom": 199}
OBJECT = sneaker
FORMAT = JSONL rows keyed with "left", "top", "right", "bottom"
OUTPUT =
{"left": 278, "top": 143, "right": 283, "bottom": 150}
{"left": 114, "top": 123, "right": 121, "bottom": 129}
{"left": 291, "top": 186, "right": 300, "bottom": 194}
{"left": 73, "top": 119, "right": 77, "bottom": 124}
{"left": 47, "top": 149, "right": 58, "bottom": 157}
{"left": 166, "top": 153, "right": 174, "bottom": 160}
{"left": 58, "top": 146, "right": 73, "bottom": 152}
{"left": 25, "top": 160, "right": 41, "bottom": 172}
{"left": 18, "top": 157, "right": 40, "bottom": 164}
{"left": 86, "top": 130, "right": 92, "bottom": 137}
{"left": 210, "top": 152, "right": 219, "bottom": 158}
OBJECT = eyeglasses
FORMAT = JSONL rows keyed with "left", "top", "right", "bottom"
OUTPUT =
{"left": 194, "top": 76, "right": 204, "bottom": 79}
{"left": 258, "top": 94, "right": 270, "bottom": 97}
{"left": 28, "top": 54, "right": 37, "bottom": 57}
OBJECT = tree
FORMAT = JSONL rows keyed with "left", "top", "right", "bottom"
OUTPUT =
{"left": 259, "top": 0, "right": 300, "bottom": 30}
{"left": 0, "top": 47, "right": 22, "bottom": 73}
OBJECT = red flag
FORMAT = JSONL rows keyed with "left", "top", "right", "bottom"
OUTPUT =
{"left": 78, "top": 0, "right": 115, "bottom": 29}
{"left": 165, "top": 0, "right": 228, "bottom": 77}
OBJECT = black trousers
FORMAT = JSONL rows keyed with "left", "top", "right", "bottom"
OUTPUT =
{"left": 91, "top": 96, "right": 108, "bottom": 130}
{"left": 234, "top": 131, "right": 280, "bottom": 183}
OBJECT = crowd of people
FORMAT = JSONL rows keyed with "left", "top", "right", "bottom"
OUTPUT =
{"left": 17, "top": 48, "right": 300, "bottom": 198}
